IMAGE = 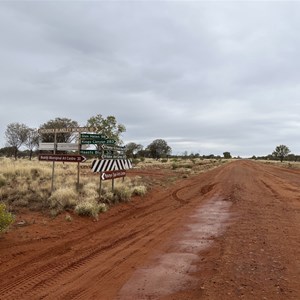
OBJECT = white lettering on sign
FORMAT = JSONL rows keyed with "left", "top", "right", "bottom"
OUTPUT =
{"left": 101, "top": 171, "right": 126, "bottom": 180}
{"left": 38, "top": 127, "right": 96, "bottom": 134}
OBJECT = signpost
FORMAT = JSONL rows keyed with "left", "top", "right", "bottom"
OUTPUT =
{"left": 38, "top": 127, "right": 96, "bottom": 134}
{"left": 80, "top": 149, "right": 100, "bottom": 155}
{"left": 39, "top": 142, "right": 89, "bottom": 151}
{"left": 39, "top": 154, "right": 86, "bottom": 163}
{"left": 101, "top": 145, "right": 125, "bottom": 151}
{"left": 38, "top": 127, "right": 96, "bottom": 193}
{"left": 38, "top": 127, "right": 127, "bottom": 197}
{"left": 39, "top": 143, "right": 56, "bottom": 151}
{"left": 101, "top": 170, "right": 126, "bottom": 181}
{"left": 81, "top": 133, "right": 107, "bottom": 140}
{"left": 81, "top": 139, "right": 116, "bottom": 145}
{"left": 57, "top": 143, "right": 82, "bottom": 151}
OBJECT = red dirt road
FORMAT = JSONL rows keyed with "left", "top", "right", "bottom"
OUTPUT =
{"left": 0, "top": 160, "right": 299, "bottom": 299}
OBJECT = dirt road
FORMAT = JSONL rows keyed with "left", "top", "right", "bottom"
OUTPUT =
{"left": 0, "top": 160, "right": 299, "bottom": 299}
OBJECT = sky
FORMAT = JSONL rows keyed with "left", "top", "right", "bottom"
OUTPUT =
{"left": 1, "top": 0, "right": 300, "bottom": 157}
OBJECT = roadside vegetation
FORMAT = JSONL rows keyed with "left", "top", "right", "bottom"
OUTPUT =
{"left": 0, "top": 157, "right": 227, "bottom": 221}
{"left": 0, "top": 157, "right": 147, "bottom": 219}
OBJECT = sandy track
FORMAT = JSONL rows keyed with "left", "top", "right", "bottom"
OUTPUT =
{"left": 0, "top": 161, "right": 299, "bottom": 299}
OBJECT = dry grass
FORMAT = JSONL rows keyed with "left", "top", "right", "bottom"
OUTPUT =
{"left": 259, "top": 159, "right": 300, "bottom": 169}
{"left": 0, "top": 157, "right": 226, "bottom": 218}
{"left": 0, "top": 158, "right": 147, "bottom": 218}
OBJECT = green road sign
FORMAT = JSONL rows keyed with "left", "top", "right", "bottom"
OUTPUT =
{"left": 80, "top": 133, "right": 107, "bottom": 140}
{"left": 101, "top": 145, "right": 125, "bottom": 151}
{"left": 80, "top": 150, "right": 100, "bottom": 155}
{"left": 81, "top": 139, "right": 115, "bottom": 145}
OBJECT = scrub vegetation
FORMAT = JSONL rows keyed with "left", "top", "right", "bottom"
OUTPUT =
{"left": 0, "top": 156, "right": 227, "bottom": 221}
{"left": 0, "top": 157, "right": 146, "bottom": 219}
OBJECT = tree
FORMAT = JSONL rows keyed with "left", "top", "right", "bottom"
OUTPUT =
{"left": 125, "top": 142, "right": 143, "bottom": 158}
{"left": 272, "top": 145, "right": 291, "bottom": 162}
{"left": 146, "top": 139, "right": 171, "bottom": 159}
{"left": 25, "top": 128, "right": 39, "bottom": 160}
{"left": 0, "top": 147, "right": 15, "bottom": 157}
{"left": 223, "top": 152, "right": 232, "bottom": 159}
{"left": 39, "top": 117, "right": 79, "bottom": 143}
{"left": 86, "top": 114, "right": 126, "bottom": 145}
{"left": 5, "top": 122, "right": 29, "bottom": 159}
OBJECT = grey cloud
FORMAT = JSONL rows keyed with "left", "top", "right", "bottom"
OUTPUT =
{"left": 1, "top": 1, "right": 300, "bottom": 157}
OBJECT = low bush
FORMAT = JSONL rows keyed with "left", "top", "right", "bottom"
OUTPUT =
{"left": 131, "top": 185, "right": 147, "bottom": 196}
{"left": 74, "top": 200, "right": 107, "bottom": 219}
{"left": 48, "top": 187, "right": 78, "bottom": 210}
{"left": 0, "top": 203, "right": 14, "bottom": 233}
{"left": 113, "top": 184, "right": 132, "bottom": 202}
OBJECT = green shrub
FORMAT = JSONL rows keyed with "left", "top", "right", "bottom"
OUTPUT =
{"left": 0, "top": 203, "right": 14, "bottom": 232}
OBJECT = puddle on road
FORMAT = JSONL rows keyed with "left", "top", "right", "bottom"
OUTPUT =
{"left": 117, "top": 196, "right": 233, "bottom": 300}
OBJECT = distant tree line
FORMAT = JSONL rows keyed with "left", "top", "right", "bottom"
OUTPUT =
{"left": 4, "top": 118, "right": 292, "bottom": 163}
{"left": 1, "top": 116, "right": 173, "bottom": 160}
{"left": 2, "top": 115, "right": 126, "bottom": 160}
{"left": 252, "top": 145, "right": 294, "bottom": 162}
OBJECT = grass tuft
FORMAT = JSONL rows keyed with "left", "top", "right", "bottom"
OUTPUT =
{"left": 131, "top": 185, "right": 147, "bottom": 196}
{"left": 74, "top": 200, "right": 107, "bottom": 219}
{"left": 48, "top": 187, "right": 78, "bottom": 211}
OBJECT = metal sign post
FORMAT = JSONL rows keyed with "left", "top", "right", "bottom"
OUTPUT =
{"left": 99, "top": 172, "right": 103, "bottom": 200}
{"left": 77, "top": 133, "right": 81, "bottom": 191}
{"left": 39, "top": 127, "right": 93, "bottom": 194}
{"left": 51, "top": 132, "right": 57, "bottom": 193}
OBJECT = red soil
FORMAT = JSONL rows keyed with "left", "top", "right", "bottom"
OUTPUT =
{"left": 0, "top": 160, "right": 299, "bottom": 299}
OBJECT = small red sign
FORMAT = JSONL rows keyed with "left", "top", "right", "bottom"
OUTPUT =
{"left": 101, "top": 170, "right": 126, "bottom": 180}
{"left": 39, "top": 154, "right": 86, "bottom": 163}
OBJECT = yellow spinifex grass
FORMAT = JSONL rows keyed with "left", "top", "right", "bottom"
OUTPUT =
{"left": 0, "top": 157, "right": 147, "bottom": 218}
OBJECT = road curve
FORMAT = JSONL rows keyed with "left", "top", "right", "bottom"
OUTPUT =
{"left": 0, "top": 160, "right": 299, "bottom": 299}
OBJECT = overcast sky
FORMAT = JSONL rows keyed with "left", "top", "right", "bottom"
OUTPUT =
{"left": 1, "top": 1, "right": 300, "bottom": 157}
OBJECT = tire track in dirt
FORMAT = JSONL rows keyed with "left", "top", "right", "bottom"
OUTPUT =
{"left": 0, "top": 200, "right": 197, "bottom": 300}
{"left": 0, "top": 184, "right": 195, "bottom": 283}
{"left": 3, "top": 161, "right": 298, "bottom": 300}
{"left": 0, "top": 230, "right": 141, "bottom": 299}
{"left": 0, "top": 165, "right": 225, "bottom": 300}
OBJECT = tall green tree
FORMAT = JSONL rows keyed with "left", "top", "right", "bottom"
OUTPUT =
{"left": 223, "top": 152, "right": 232, "bottom": 159}
{"left": 272, "top": 145, "right": 291, "bottom": 162}
{"left": 5, "top": 122, "right": 29, "bottom": 159}
{"left": 39, "top": 117, "right": 79, "bottom": 143}
{"left": 86, "top": 114, "right": 126, "bottom": 145}
{"left": 146, "top": 139, "right": 171, "bottom": 159}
